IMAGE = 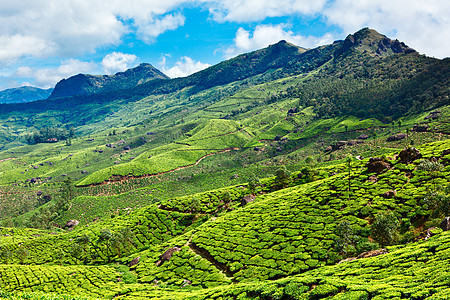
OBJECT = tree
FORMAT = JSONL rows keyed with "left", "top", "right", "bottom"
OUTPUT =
{"left": 119, "top": 228, "right": 135, "bottom": 254}
{"left": 275, "top": 166, "right": 291, "bottom": 188}
{"left": 333, "top": 221, "right": 358, "bottom": 257}
{"left": 371, "top": 211, "right": 399, "bottom": 246}
{"left": 69, "top": 243, "right": 84, "bottom": 264}
{"left": 305, "top": 156, "right": 314, "bottom": 165}
{"left": 424, "top": 185, "right": 450, "bottom": 217}
{"left": 346, "top": 155, "right": 353, "bottom": 195}
{"left": 247, "top": 175, "right": 261, "bottom": 194}
{"left": 57, "top": 177, "right": 75, "bottom": 211}
{"left": 15, "top": 247, "right": 29, "bottom": 264}
{"left": 110, "top": 232, "right": 125, "bottom": 257}
{"left": 221, "top": 191, "right": 232, "bottom": 207}
{"left": 97, "top": 228, "right": 112, "bottom": 258}
{"left": 0, "top": 247, "right": 12, "bottom": 264}
{"left": 191, "top": 197, "right": 201, "bottom": 213}
{"left": 418, "top": 159, "right": 444, "bottom": 191}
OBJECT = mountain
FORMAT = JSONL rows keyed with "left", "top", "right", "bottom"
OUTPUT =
{"left": 48, "top": 63, "right": 169, "bottom": 99}
{"left": 0, "top": 86, "right": 53, "bottom": 104}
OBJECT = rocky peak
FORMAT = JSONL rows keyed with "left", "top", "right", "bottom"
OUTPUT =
{"left": 337, "top": 28, "right": 416, "bottom": 57}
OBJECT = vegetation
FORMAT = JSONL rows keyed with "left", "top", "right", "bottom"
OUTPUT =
{"left": 25, "top": 127, "right": 75, "bottom": 144}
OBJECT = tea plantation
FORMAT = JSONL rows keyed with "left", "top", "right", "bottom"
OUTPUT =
{"left": 1, "top": 139, "right": 450, "bottom": 299}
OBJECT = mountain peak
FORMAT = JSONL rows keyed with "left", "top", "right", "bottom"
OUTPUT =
{"left": 49, "top": 64, "right": 169, "bottom": 99}
{"left": 338, "top": 27, "right": 416, "bottom": 57}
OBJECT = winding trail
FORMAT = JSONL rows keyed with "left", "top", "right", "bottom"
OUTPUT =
{"left": 0, "top": 157, "right": 16, "bottom": 163}
{"left": 79, "top": 148, "right": 239, "bottom": 187}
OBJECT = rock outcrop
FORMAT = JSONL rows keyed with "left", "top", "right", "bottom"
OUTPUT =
{"left": 441, "top": 217, "right": 450, "bottom": 231}
{"left": 366, "top": 157, "right": 391, "bottom": 174}
{"left": 398, "top": 147, "right": 422, "bottom": 164}
{"left": 64, "top": 220, "right": 79, "bottom": 230}
{"left": 412, "top": 124, "right": 429, "bottom": 132}
{"left": 387, "top": 133, "right": 407, "bottom": 142}
{"left": 156, "top": 247, "right": 181, "bottom": 266}
{"left": 129, "top": 256, "right": 141, "bottom": 267}
{"left": 241, "top": 194, "right": 256, "bottom": 206}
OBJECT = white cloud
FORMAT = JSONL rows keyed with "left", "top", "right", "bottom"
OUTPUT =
{"left": 101, "top": 52, "right": 138, "bottom": 74}
{"left": 0, "top": 35, "right": 55, "bottom": 63}
{"left": 324, "top": 0, "right": 450, "bottom": 58}
{"left": 201, "top": 0, "right": 327, "bottom": 22}
{"left": 0, "top": 0, "right": 189, "bottom": 62}
{"left": 14, "top": 59, "right": 96, "bottom": 88}
{"left": 135, "top": 13, "right": 186, "bottom": 43}
{"left": 225, "top": 24, "right": 335, "bottom": 58}
{"left": 161, "top": 56, "right": 211, "bottom": 78}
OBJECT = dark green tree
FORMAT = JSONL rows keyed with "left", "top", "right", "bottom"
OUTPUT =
{"left": 247, "top": 174, "right": 261, "bottom": 195}
{"left": 371, "top": 211, "right": 399, "bottom": 247}
{"left": 418, "top": 159, "right": 444, "bottom": 191}
{"left": 333, "top": 221, "right": 358, "bottom": 257}
{"left": 275, "top": 166, "right": 291, "bottom": 188}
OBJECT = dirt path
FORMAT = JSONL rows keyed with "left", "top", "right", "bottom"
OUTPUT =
{"left": 80, "top": 148, "right": 239, "bottom": 187}
{"left": 0, "top": 157, "right": 16, "bottom": 163}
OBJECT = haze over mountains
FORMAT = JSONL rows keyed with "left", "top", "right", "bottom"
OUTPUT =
{"left": 0, "top": 86, "right": 53, "bottom": 104}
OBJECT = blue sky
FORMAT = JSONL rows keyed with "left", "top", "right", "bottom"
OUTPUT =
{"left": 0, "top": 0, "right": 448, "bottom": 90}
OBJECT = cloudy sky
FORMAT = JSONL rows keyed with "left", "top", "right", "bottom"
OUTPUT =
{"left": 0, "top": 0, "right": 448, "bottom": 90}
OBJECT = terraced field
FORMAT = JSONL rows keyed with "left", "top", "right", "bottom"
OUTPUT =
{"left": 1, "top": 139, "right": 449, "bottom": 299}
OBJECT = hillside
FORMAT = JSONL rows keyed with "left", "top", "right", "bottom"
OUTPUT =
{"left": 0, "top": 86, "right": 53, "bottom": 104}
{"left": 48, "top": 63, "right": 169, "bottom": 99}
{"left": 0, "top": 27, "right": 450, "bottom": 299}
{"left": 1, "top": 139, "right": 450, "bottom": 299}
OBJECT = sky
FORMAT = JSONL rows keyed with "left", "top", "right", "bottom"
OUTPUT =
{"left": 0, "top": 0, "right": 448, "bottom": 90}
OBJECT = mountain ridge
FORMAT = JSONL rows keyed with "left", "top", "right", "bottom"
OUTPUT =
{"left": 48, "top": 63, "right": 169, "bottom": 99}
{"left": 0, "top": 86, "right": 53, "bottom": 104}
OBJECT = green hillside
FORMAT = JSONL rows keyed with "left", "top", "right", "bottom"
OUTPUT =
{"left": 1, "top": 28, "right": 450, "bottom": 299}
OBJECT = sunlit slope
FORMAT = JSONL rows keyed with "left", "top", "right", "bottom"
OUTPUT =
{"left": 76, "top": 119, "right": 251, "bottom": 186}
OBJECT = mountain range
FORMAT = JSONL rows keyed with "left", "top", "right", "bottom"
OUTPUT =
{"left": 0, "top": 86, "right": 53, "bottom": 104}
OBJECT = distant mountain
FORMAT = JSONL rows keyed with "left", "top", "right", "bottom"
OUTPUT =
{"left": 48, "top": 63, "right": 169, "bottom": 99}
{"left": 0, "top": 86, "right": 53, "bottom": 104}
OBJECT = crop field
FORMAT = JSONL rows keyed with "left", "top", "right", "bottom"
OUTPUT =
{"left": 0, "top": 264, "right": 120, "bottom": 297}
{"left": 2, "top": 231, "right": 449, "bottom": 299}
